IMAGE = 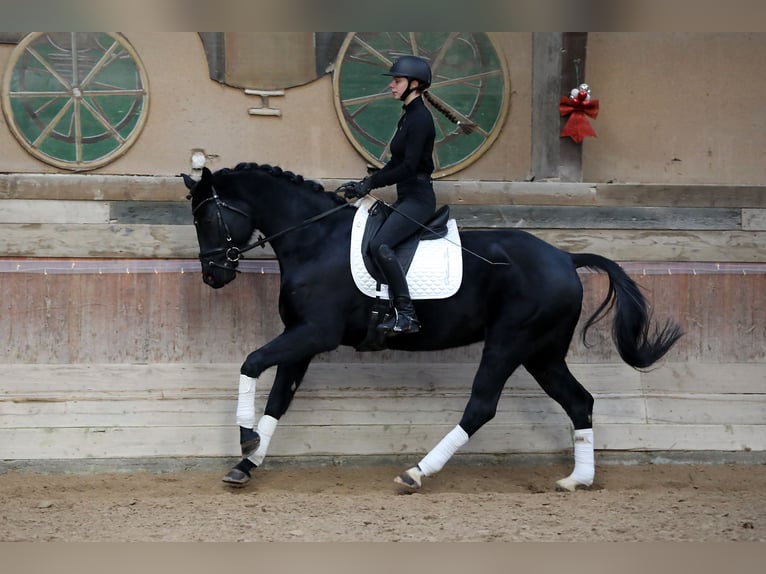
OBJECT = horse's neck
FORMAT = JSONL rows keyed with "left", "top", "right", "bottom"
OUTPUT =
{"left": 241, "top": 179, "right": 334, "bottom": 258}
{"left": 242, "top": 182, "right": 313, "bottom": 234}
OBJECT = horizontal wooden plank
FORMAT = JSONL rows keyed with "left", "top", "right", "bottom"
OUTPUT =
{"left": 0, "top": 364, "right": 251, "bottom": 395}
{"left": 0, "top": 393, "right": 649, "bottom": 429}
{"left": 0, "top": 223, "right": 200, "bottom": 258}
{"left": 591, "top": 185, "right": 766, "bottom": 208}
{"left": 643, "top": 363, "right": 766, "bottom": 395}
{"left": 109, "top": 201, "right": 190, "bottom": 225}
{"left": 452, "top": 205, "right": 741, "bottom": 230}
{"left": 6, "top": 200, "right": 740, "bottom": 230}
{"left": 342, "top": 182, "right": 766, "bottom": 209}
{"left": 1, "top": 223, "right": 764, "bottom": 261}
{"left": 597, "top": 423, "right": 766, "bottom": 452}
{"left": 4, "top": 173, "right": 766, "bottom": 208}
{"left": 1, "top": 422, "right": 763, "bottom": 459}
{"left": 528, "top": 229, "right": 766, "bottom": 262}
{"left": 431, "top": 182, "right": 597, "bottom": 207}
{"left": 6, "top": 390, "right": 760, "bottom": 432}
{"left": 742, "top": 209, "right": 766, "bottom": 230}
{"left": 0, "top": 396, "right": 556, "bottom": 428}
{"left": 19, "top": 201, "right": 740, "bottom": 230}
{"left": 0, "top": 363, "right": 645, "bottom": 396}
{"left": 0, "top": 174, "right": 187, "bottom": 202}
{"left": 0, "top": 200, "right": 109, "bottom": 224}
{"left": 0, "top": 362, "right": 759, "bottom": 403}
{"left": 0, "top": 426, "right": 239, "bottom": 459}
{"left": 645, "top": 395, "right": 766, "bottom": 425}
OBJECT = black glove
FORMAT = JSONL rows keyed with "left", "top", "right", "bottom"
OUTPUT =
{"left": 337, "top": 177, "right": 372, "bottom": 200}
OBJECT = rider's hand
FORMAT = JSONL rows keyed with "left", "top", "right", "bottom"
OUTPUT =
{"left": 337, "top": 178, "right": 372, "bottom": 200}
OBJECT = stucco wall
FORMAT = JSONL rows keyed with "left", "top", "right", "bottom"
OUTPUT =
{"left": 584, "top": 33, "right": 766, "bottom": 185}
{"left": 3, "top": 33, "right": 764, "bottom": 185}
{"left": 0, "top": 32, "right": 532, "bottom": 181}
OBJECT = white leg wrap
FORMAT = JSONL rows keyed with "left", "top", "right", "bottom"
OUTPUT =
{"left": 235, "top": 375, "right": 257, "bottom": 429}
{"left": 571, "top": 428, "right": 595, "bottom": 483}
{"left": 556, "top": 428, "right": 594, "bottom": 491}
{"left": 247, "top": 415, "right": 278, "bottom": 467}
{"left": 417, "top": 425, "right": 470, "bottom": 477}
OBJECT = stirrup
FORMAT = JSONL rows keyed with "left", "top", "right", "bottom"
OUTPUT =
{"left": 377, "top": 308, "right": 420, "bottom": 335}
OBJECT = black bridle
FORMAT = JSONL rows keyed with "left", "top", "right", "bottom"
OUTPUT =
{"left": 193, "top": 186, "right": 351, "bottom": 273}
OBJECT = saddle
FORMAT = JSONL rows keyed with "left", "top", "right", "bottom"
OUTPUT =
{"left": 349, "top": 196, "right": 463, "bottom": 351}
{"left": 360, "top": 200, "right": 451, "bottom": 285}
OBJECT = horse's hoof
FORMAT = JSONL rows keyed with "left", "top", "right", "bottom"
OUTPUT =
{"left": 239, "top": 427, "right": 261, "bottom": 458}
{"left": 555, "top": 476, "right": 592, "bottom": 492}
{"left": 222, "top": 468, "right": 251, "bottom": 487}
{"left": 393, "top": 467, "right": 423, "bottom": 493}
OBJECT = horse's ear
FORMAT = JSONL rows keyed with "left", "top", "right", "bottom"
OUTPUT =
{"left": 181, "top": 173, "right": 197, "bottom": 191}
{"left": 200, "top": 166, "right": 212, "bottom": 183}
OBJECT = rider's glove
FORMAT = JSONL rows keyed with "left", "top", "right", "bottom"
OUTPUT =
{"left": 337, "top": 177, "right": 372, "bottom": 200}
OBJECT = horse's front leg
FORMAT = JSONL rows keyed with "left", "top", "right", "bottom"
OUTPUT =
{"left": 223, "top": 359, "right": 311, "bottom": 486}
{"left": 223, "top": 326, "right": 340, "bottom": 486}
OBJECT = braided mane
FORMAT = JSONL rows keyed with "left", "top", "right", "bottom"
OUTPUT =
{"left": 230, "top": 161, "right": 321, "bottom": 189}
{"left": 217, "top": 162, "right": 346, "bottom": 204}
{"left": 214, "top": 162, "right": 346, "bottom": 206}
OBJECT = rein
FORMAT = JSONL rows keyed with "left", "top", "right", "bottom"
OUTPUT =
{"left": 195, "top": 186, "right": 351, "bottom": 270}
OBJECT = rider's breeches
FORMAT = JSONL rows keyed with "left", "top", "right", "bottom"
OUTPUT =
{"left": 368, "top": 194, "right": 433, "bottom": 300}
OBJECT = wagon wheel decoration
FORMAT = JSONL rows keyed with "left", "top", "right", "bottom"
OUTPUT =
{"left": 2, "top": 32, "right": 149, "bottom": 171}
{"left": 332, "top": 32, "right": 510, "bottom": 178}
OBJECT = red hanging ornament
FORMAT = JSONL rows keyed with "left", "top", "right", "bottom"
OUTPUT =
{"left": 560, "top": 83, "right": 599, "bottom": 143}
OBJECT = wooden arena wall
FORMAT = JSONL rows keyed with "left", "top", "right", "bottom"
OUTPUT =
{"left": 1, "top": 177, "right": 764, "bottom": 462}
{"left": 1, "top": 33, "right": 765, "bottom": 465}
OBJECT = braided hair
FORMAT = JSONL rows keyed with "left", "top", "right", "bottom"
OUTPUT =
{"left": 422, "top": 90, "right": 477, "bottom": 135}
{"left": 385, "top": 56, "right": 477, "bottom": 135}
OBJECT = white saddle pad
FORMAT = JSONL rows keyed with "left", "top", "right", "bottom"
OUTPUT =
{"left": 350, "top": 195, "right": 463, "bottom": 300}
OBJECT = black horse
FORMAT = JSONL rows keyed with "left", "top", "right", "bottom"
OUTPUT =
{"left": 182, "top": 163, "right": 681, "bottom": 492}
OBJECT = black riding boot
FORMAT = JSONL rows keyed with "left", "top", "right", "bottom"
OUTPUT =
{"left": 377, "top": 295, "right": 420, "bottom": 335}
{"left": 374, "top": 244, "right": 420, "bottom": 335}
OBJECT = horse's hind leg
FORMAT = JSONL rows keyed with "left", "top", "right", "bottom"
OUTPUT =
{"left": 524, "top": 357, "right": 595, "bottom": 491}
{"left": 395, "top": 342, "right": 520, "bottom": 491}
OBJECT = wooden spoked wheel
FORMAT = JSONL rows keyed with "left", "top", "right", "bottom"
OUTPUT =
{"left": 2, "top": 32, "right": 149, "bottom": 171}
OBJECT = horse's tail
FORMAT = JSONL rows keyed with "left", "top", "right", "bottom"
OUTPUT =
{"left": 571, "top": 253, "right": 682, "bottom": 370}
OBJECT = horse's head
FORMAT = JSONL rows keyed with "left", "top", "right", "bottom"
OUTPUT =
{"left": 182, "top": 167, "right": 252, "bottom": 289}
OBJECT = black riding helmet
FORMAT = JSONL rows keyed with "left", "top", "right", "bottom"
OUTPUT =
{"left": 383, "top": 55, "right": 431, "bottom": 100}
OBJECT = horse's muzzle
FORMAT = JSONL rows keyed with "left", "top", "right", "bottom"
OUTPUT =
{"left": 200, "top": 259, "right": 238, "bottom": 289}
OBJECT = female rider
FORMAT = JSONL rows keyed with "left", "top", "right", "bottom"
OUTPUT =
{"left": 339, "top": 55, "right": 437, "bottom": 336}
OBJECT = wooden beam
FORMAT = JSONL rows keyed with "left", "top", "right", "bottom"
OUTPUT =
{"left": 0, "top": 223, "right": 764, "bottom": 261}
{"left": 559, "top": 32, "right": 589, "bottom": 182}
{"left": 451, "top": 205, "right": 742, "bottom": 230}
{"left": 4, "top": 173, "right": 766, "bottom": 208}
{"left": 531, "top": 33, "right": 563, "bottom": 180}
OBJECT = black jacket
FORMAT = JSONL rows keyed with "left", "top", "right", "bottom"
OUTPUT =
{"left": 368, "top": 96, "right": 435, "bottom": 192}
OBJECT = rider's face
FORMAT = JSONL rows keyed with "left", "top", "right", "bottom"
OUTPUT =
{"left": 389, "top": 76, "right": 410, "bottom": 99}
